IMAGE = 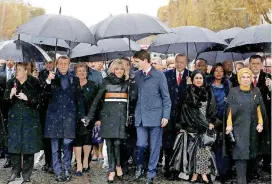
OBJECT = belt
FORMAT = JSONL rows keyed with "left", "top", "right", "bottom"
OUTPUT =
{"left": 105, "top": 92, "right": 128, "bottom": 99}
{"left": 104, "top": 92, "right": 128, "bottom": 103}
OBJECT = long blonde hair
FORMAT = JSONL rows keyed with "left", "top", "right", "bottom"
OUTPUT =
{"left": 108, "top": 59, "right": 129, "bottom": 80}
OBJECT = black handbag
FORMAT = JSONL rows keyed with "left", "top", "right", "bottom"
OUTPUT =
{"left": 201, "top": 129, "right": 216, "bottom": 146}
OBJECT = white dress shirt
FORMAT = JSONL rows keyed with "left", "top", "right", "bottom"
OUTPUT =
{"left": 6, "top": 67, "right": 15, "bottom": 81}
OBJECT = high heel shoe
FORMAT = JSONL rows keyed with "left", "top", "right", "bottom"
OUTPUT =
{"left": 116, "top": 174, "right": 123, "bottom": 180}
{"left": 108, "top": 172, "right": 115, "bottom": 183}
{"left": 202, "top": 179, "right": 212, "bottom": 184}
{"left": 116, "top": 166, "right": 123, "bottom": 180}
{"left": 82, "top": 167, "right": 90, "bottom": 173}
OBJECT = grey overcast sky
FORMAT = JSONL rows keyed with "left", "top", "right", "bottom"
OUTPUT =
{"left": 24, "top": 0, "right": 169, "bottom": 26}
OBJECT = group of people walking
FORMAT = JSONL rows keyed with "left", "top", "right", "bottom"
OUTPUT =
{"left": 0, "top": 50, "right": 271, "bottom": 184}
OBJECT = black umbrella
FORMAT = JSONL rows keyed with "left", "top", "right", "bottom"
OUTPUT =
{"left": 70, "top": 38, "right": 141, "bottom": 61}
{"left": 12, "top": 34, "right": 70, "bottom": 49}
{"left": 197, "top": 51, "right": 253, "bottom": 65}
{"left": 148, "top": 26, "right": 228, "bottom": 61}
{"left": 216, "top": 27, "right": 244, "bottom": 43}
{"left": 197, "top": 27, "right": 253, "bottom": 65}
{"left": 93, "top": 13, "right": 171, "bottom": 41}
{"left": 224, "top": 24, "right": 271, "bottom": 53}
{"left": 0, "top": 40, "right": 51, "bottom": 62}
{"left": 15, "top": 14, "right": 96, "bottom": 44}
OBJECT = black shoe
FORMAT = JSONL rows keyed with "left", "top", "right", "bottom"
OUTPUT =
{"left": 82, "top": 167, "right": 90, "bottom": 173}
{"left": 3, "top": 160, "right": 12, "bottom": 168}
{"left": 64, "top": 170, "right": 72, "bottom": 181}
{"left": 108, "top": 172, "right": 115, "bottom": 183}
{"left": 157, "top": 162, "right": 163, "bottom": 168}
{"left": 146, "top": 178, "right": 154, "bottom": 184}
{"left": 134, "top": 167, "right": 143, "bottom": 180}
{"left": 116, "top": 175, "right": 123, "bottom": 180}
{"left": 47, "top": 167, "right": 54, "bottom": 174}
{"left": 21, "top": 179, "right": 31, "bottom": 184}
{"left": 55, "top": 175, "right": 65, "bottom": 182}
{"left": 7, "top": 173, "right": 17, "bottom": 183}
{"left": 75, "top": 171, "right": 83, "bottom": 177}
{"left": 163, "top": 170, "right": 171, "bottom": 178}
{"left": 41, "top": 164, "right": 49, "bottom": 172}
{"left": 263, "top": 165, "right": 271, "bottom": 172}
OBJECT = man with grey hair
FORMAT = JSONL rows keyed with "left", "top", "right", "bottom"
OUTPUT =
{"left": 151, "top": 57, "right": 164, "bottom": 71}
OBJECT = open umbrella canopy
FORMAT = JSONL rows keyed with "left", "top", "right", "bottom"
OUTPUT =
{"left": 225, "top": 24, "right": 272, "bottom": 53}
{"left": 15, "top": 14, "right": 96, "bottom": 44}
{"left": 148, "top": 26, "right": 228, "bottom": 61}
{"left": 216, "top": 27, "right": 244, "bottom": 43}
{"left": 69, "top": 43, "right": 102, "bottom": 59}
{"left": 70, "top": 38, "right": 141, "bottom": 61}
{"left": 197, "top": 51, "right": 254, "bottom": 65}
{"left": 93, "top": 13, "right": 171, "bottom": 41}
{"left": 0, "top": 40, "right": 51, "bottom": 62}
{"left": 12, "top": 34, "right": 70, "bottom": 49}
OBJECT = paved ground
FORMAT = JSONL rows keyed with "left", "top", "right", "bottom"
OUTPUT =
{"left": 0, "top": 156, "right": 271, "bottom": 184}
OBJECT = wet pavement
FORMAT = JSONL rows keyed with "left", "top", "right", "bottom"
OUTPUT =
{"left": 0, "top": 157, "right": 271, "bottom": 184}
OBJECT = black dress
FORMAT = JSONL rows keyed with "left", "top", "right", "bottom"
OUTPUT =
{"left": 74, "top": 80, "right": 98, "bottom": 147}
{"left": 173, "top": 85, "right": 218, "bottom": 178}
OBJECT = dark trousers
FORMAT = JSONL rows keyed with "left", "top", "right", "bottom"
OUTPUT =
{"left": 44, "top": 138, "right": 52, "bottom": 167}
{"left": 106, "top": 139, "right": 121, "bottom": 172}
{"left": 11, "top": 153, "right": 34, "bottom": 180}
{"left": 136, "top": 126, "right": 163, "bottom": 179}
{"left": 51, "top": 138, "right": 73, "bottom": 175}
{"left": 235, "top": 160, "right": 247, "bottom": 184}
{"left": 262, "top": 154, "right": 271, "bottom": 168}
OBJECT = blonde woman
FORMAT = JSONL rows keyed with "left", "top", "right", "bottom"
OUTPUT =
{"left": 82, "top": 59, "right": 137, "bottom": 183}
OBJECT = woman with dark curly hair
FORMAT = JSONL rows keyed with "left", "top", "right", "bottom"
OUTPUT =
{"left": 206, "top": 63, "right": 231, "bottom": 182}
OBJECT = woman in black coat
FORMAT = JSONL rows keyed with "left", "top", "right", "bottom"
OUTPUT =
{"left": 4, "top": 62, "right": 42, "bottom": 183}
{"left": 83, "top": 59, "right": 137, "bottom": 183}
{"left": 225, "top": 68, "right": 267, "bottom": 184}
{"left": 177, "top": 70, "right": 218, "bottom": 183}
{"left": 73, "top": 63, "right": 99, "bottom": 176}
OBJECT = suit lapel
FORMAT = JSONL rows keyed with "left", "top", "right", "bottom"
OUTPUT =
{"left": 257, "top": 71, "right": 265, "bottom": 87}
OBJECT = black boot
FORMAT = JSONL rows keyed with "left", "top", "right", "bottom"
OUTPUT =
{"left": 134, "top": 167, "right": 144, "bottom": 180}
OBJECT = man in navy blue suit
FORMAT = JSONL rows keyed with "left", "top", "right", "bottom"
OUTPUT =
{"left": 133, "top": 50, "right": 171, "bottom": 184}
{"left": 163, "top": 54, "right": 192, "bottom": 178}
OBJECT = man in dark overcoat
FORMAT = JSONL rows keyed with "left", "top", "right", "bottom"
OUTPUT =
{"left": 249, "top": 54, "right": 271, "bottom": 177}
{"left": 44, "top": 56, "right": 84, "bottom": 182}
